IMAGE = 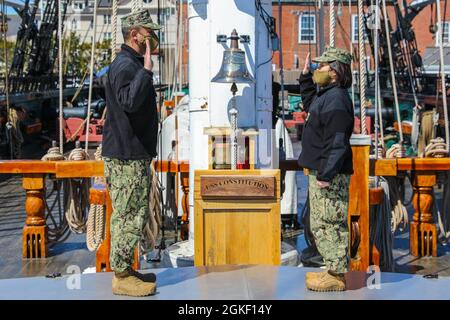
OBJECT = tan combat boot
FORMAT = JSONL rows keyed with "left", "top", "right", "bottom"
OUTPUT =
{"left": 306, "top": 270, "right": 346, "bottom": 292}
{"left": 129, "top": 269, "right": 157, "bottom": 283}
{"left": 112, "top": 271, "right": 157, "bottom": 297}
{"left": 305, "top": 270, "right": 328, "bottom": 282}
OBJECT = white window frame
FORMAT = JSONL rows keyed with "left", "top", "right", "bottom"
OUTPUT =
{"left": 72, "top": 1, "right": 84, "bottom": 11}
{"left": 436, "top": 22, "right": 450, "bottom": 46}
{"left": 104, "top": 14, "right": 111, "bottom": 25}
{"left": 352, "top": 14, "right": 369, "bottom": 43}
{"left": 71, "top": 19, "right": 80, "bottom": 31}
{"left": 298, "top": 13, "right": 316, "bottom": 44}
{"left": 104, "top": 32, "right": 112, "bottom": 41}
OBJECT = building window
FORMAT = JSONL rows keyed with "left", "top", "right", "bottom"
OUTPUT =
{"left": 298, "top": 14, "right": 316, "bottom": 43}
{"left": 143, "top": 0, "right": 152, "bottom": 3}
{"left": 71, "top": 19, "right": 80, "bottom": 31}
{"left": 104, "top": 32, "right": 112, "bottom": 41}
{"left": 436, "top": 22, "right": 450, "bottom": 46}
{"left": 73, "top": 1, "right": 84, "bottom": 11}
{"left": 352, "top": 14, "right": 368, "bottom": 43}
{"left": 104, "top": 14, "right": 111, "bottom": 25}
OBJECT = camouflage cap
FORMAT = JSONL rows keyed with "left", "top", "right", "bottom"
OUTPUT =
{"left": 121, "top": 9, "right": 162, "bottom": 30}
{"left": 312, "top": 47, "right": 353, "bottom": 65}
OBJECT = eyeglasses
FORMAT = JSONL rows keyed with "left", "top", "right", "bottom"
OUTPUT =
{"left": 139, "top": 30, "right": 158, "bottom": 41}
{"left": 139, "top": 32, "right": 152, "bottom": 40}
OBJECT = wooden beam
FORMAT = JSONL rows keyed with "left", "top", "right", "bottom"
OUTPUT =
{"left": 55, "top": 161, "right": 104, "bottom": 178}
{"left": 153, "top": 160, "right": 189, "bottom": 173}
{"left": 369, "top": 159, "right": 397, "bottom": 176}
{"left": 397, "top": 158, "right": 450, "bottom": 171}
{"left": 0, "top": 160, "right": 56, "bottom": 174}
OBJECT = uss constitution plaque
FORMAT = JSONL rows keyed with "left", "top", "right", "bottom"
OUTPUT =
{"left": 200, "top": 175, "right": 275, "bottom": 198}
{"left": 194, "top": 169, "right": 281, "bottom": 266}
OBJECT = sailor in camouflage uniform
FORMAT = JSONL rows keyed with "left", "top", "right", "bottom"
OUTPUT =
{"left": 298, "top": 47, "right": 354, "bottom": 292}
{"left": 102, "top": 9, "right": 161, "bottom": 297}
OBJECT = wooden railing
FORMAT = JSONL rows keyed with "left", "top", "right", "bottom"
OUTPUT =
{"left": 1, "top": 156, "right": 450, "bottom": 270}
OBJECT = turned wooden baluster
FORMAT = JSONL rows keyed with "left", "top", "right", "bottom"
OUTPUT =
{"left": 180, "top": 172, "right": 190, "bottom": 240}
{"left": 410, "top": 171, "right": 437, "bottom": 257}
{"left": 22, "top": 174, "right": 48, "bottom": 259}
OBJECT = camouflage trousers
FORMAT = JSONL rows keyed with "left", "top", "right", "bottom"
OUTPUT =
{"left": 104, "top": 157, "right": 152, "bottom": 273}
{"left": 308, "top": 170, "right": 350, "bottom": 273}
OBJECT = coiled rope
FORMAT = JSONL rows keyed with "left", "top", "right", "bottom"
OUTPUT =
{"left": 425, "top": 137, "right": 448, "bottom": 158}
{"left": 86, "top": 144, "right": 106, "bottom": 251}
{"left": 41, "top": 141, "right": 65, "bottom": 161}
{"left": 386, "top": 143, "right": 405, "bottom": 159}
{"left": 64, "top": 142, "right": 90, "bottom": 234}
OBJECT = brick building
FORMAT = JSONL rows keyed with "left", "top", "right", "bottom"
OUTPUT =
{"left": 271, "top": 0, "right": 450, "bottom": 78}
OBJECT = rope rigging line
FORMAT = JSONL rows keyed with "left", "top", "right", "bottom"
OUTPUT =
{"left": 1, "top": 1, "right": 13, "bottom": 158}
{"left": 436, "top": 0, "right": 450, "bottom": 154}
{"left": 58, "top": 0, "right": 64, "bottom": 154}
{"left": 330, "top": 0, "right": 335, "bottom": 47}
{"left": 111, "top": 0, "right": 119, "bottom": 61}
{"left": 278, "top": 0, "right": 287, "bottom": 150}
{"left": 381, "top": 0, "right": 404, "bottom": 157}
{"left": 358, "top": 0, "right": 367, "bottom": 135}
{"left": 348, "top": 0, "right": 355, "bottom": 106}
{"left": 373, "top": 0, "right": 380, "bottom": 165}
{"left": 84, "top": 0, "right": 100, "bottom": 153}
{"left": 132, "top": 0, "right": 140, "bottom": 13}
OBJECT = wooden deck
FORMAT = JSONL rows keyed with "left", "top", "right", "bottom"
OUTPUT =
{"left": 0, "top": 175, "right": 96, "bottom": 279}
{"left": 1, "top": 135, "right": 450, "bottom": 279}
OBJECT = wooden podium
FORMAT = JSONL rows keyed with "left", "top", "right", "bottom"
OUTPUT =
{"left": 194, "top": 170, "right": 281, "bottom": 266}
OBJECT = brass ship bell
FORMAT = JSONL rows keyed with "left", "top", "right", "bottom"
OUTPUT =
{"left": 211, "top": 29, "right": 255, "bottom": 84}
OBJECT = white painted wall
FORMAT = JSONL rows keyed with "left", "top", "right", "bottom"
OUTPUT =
{"left": 187, "top": 0, "right": 274, "bottom": 239}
